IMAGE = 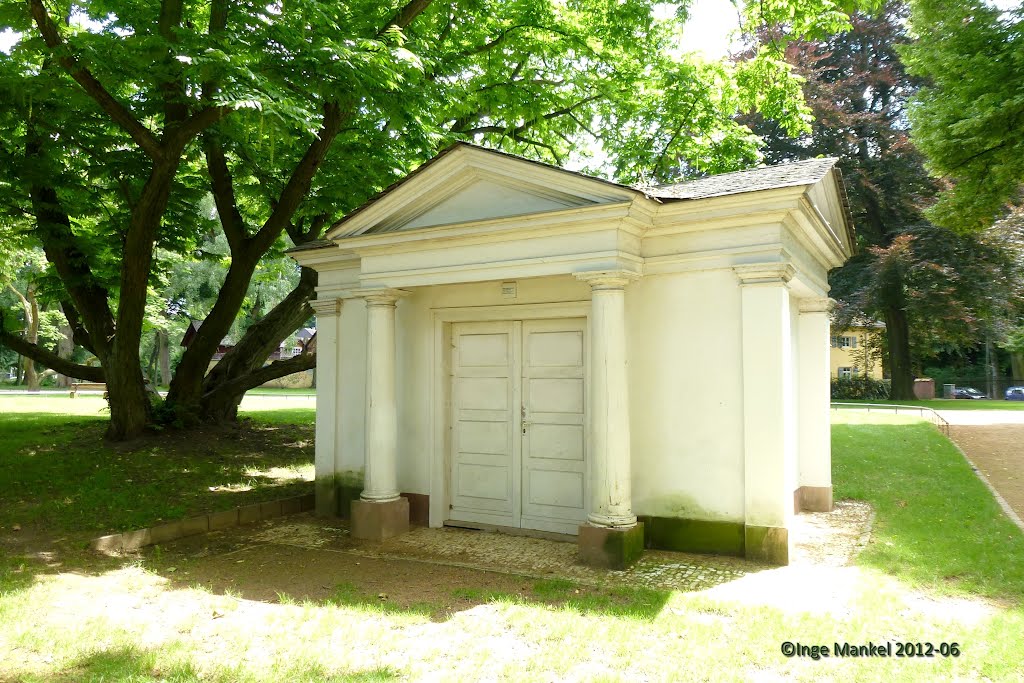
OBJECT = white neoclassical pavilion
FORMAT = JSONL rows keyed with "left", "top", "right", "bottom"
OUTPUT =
{"left": 291, "top": 143, "right": 854, "bottom": 567}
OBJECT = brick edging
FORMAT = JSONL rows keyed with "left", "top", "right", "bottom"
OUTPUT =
{"left": 89, "top": 493, "right": 315, "bottom": 553}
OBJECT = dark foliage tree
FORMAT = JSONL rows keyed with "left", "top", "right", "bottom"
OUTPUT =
{"left": 741, "top": 1, "right": 1021, "bottom": 398}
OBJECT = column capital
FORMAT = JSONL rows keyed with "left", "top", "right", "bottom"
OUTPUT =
{"left": 310, "top": 298, "right": 342, "bottom": 317}
{"left": 798, "top": 296, "right": 836, "bottom": 314}
{"left": 574, "top": 270, "right": 641, "bottom": 290}
{"left": 348, "top": 288, "right": 411, "bottom": 306}
{"left": 733, "top": 263, "right": 795, "bottom": 286}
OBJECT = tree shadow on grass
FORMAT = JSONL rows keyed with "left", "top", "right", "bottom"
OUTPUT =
{"left": 0, "top": 416, "right": 314, "bottom": 538}
{"left": 317, "top": 577, "right": 670, "bottom": 623}
{"left": 16, "top": 644, "right": 399, "bottom": 683}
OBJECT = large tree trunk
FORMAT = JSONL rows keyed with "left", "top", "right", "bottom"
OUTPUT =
{"left": 884, "top": 305, "right": 914, "bottom": 400}
{"left": 166, "top": 252, "right": 261, "bottom": 412}
{"left": 23, "top": 356, "right": 39, "bottom": 391}
{"left": 104, "top": 360, "right": 152, "bottom": 440}
{"left": 104, "top": 158, "right": 182, "bottom": 440}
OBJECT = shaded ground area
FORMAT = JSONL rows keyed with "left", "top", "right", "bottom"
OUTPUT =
{"left": 0, "top": 395, "right": 315, "bottom": 567}
{"left": 143, "top": 500, "right": 874, "bottom": 616}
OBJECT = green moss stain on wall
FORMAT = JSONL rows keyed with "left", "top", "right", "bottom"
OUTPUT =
{"left": 744, "top": 525, "right": 789, "bottom": 565}
{"left": 315, "top": 470, "right": 364, "bottom": 517}
{"left": 639, "top": 516, "right": 745, "bottom": 556}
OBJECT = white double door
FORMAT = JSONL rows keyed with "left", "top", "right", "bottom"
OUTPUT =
{"left": 448, "top": 318, "right": 588, "bottom": 535}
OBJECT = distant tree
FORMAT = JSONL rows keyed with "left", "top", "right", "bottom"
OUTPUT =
{"left": 742, "top": 1, "right": 1023, "bottom": 399}
{"left": 901, "top": 0, "right": 1024, "bottom": 230}
{"left": 742, "top": 1, "right": 936, "bottom": 398}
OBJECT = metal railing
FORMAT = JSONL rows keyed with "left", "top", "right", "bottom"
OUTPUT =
{"left": 831, "top": 401, "right": 950, "bottom": 436}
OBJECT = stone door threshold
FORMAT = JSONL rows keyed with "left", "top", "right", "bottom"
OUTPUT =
{"left": 443, "top": 520, "right": 577, "bottom": 543}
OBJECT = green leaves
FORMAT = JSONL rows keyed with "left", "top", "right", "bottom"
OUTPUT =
{"left": 901, "top": 0, "right": 1024, "bottom": 230}
{"left": 0, "top": 0, "right": 877, "bottom": 425}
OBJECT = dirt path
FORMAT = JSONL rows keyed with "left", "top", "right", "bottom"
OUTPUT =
{"left": 941, "top": 412, "right": 1024, "bottom": 525}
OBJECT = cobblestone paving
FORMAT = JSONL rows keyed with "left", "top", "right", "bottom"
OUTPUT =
{"left": 250, "top": 500, "right": 874, "bottom": 593}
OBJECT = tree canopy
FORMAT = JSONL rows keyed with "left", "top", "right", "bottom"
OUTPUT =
{"left": 0, "top": 0, "right": 878, "bottom": 439}
{"left": 901, "top": 0, "right": 1024, "bottom": 230}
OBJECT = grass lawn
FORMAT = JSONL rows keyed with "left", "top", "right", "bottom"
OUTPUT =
{"left": 0, "top": 395, "right": 315, "bottom": 537}
{"left": 2, "top": 406, "right": 1024, "bottom": 680}
{"left": 245, "top": 387, "right": 316, "bottom": 397}
{"left": 837, "top": 398, "right": 1024, "bottom": 411}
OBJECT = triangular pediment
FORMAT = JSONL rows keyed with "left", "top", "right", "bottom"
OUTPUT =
{"left": 398, "top": 178, "right": 587, "bottom": 231}
{"left": 326, "top": 144, "right": 639, "bottom": 239}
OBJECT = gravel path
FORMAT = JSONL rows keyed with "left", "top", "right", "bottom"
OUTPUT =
{"left": 938, "top": 410, "right": 1024, "bottom": 528}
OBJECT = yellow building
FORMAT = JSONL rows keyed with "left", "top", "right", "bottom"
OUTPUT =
{"left": 830, "top": 322, "right": 885, "bottom": 380}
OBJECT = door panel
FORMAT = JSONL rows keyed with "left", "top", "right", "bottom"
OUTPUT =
{"left": 448, "top": 317, "right": 587, "bottom": 535}
{"left": 449, "top": 322, "right": 520, "bottom": 526}
{"left": 521, "top": 319, "right": 587, "bottom": 534}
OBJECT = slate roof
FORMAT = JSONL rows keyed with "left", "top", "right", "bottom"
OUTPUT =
{"left": 648, "top": 157, "right": 840, "bottom": 201}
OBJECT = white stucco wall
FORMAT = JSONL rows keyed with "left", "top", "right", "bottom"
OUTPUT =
{"left": 328, "top": 269, "right": 819, "bottom": 528}
{"left": 627, "top": 270, "right": 746, "bottom": 523}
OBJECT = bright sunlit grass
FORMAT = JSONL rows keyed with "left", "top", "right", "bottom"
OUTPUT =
{"left": 1, "top": 407, "right": 1022, "bottom": 681}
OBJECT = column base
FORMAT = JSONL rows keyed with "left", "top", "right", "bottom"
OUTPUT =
{"left": 796, "top": 486, "right": 833, "bottom": 513}
{"left": 744, "top": 525, "right": 789, "bottom": 565}
{"left": 578, "top": 523, "right": 644, "bottom": 570}
{"left": 351, "top": 498, "right": 409, "bottom": 541}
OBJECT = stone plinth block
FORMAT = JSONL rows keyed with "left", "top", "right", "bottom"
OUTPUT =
{"left": 798, "top": 486, "right": 833, "bottom": 513}
{"left": 745, "top": 525, "right": 790, "bottom": 565}
{"left": 577, "top": 522, "right": 644, "bottom": 570}
{"left": 351, "top": 498, "right": 410, "bottom": 541}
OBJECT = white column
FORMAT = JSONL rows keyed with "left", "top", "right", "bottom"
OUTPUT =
{"left": 310, "top": 297, "right": 342, "bottom": 516}
{"left": 736, "top": 264, "right": 796, "bottom": 535}
{"left": 576, "top": 270, "right": 639, "bottom": 528}
{"left": 358, "top": 289, "right": 408, "bottom": 503}
{"left": 797, "top": 296, "right": 834, "bottom": 510}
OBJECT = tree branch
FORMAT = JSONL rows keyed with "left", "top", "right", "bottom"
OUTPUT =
{"left": 378, "top": 0, "right": 434, "bottom": 36}
{"left": 251, "top": 102, "right": 346, "bottom": 252}
{"left": 203, "top": 135, "right": 248, "bottom": 251}
{"left": 60, "top": 300, "right": 96, "bottom": 355}
{"left": 166, "top": 106, "right": 232, "bottom": 151}
{"left": 200, "top": 267, "right": 316, "bottom": 398}
{"left": 0, "top": 313, "right": 105, "bottom": 382}
{"left": 28, "top": 184, "right": 115, "bottom": 358}
{"left": 157, "top": 0, "right": 189, "bottom": 125}
{"left": 455, "top": 94, "right": 602, "bottom": 138}
{"left": 203, "top": 352, "right": 316, "bottom": 400}
{"left": 27, "top": 0, "right": 163, "bottom": 159}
